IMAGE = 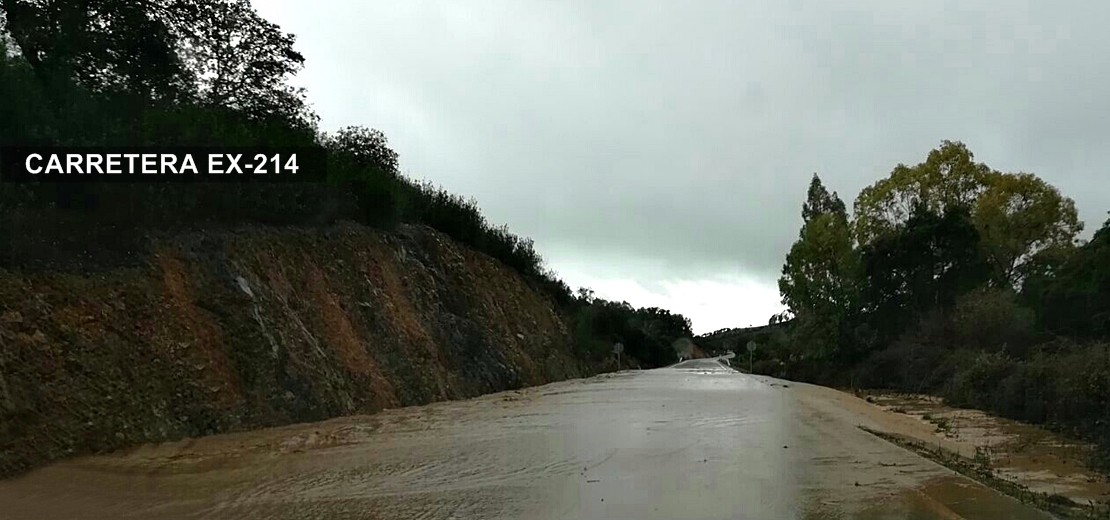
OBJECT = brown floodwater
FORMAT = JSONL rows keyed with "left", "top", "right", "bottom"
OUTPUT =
{"left": 863, "top": 392, "right": 1110, "bottom": 506}
{"left": 0, "top": 359, "right": 1059, "bottom": 519}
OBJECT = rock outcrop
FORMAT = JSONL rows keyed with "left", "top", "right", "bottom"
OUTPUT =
{"left": 0, "top": 222, "right": 588, "bottom": 477}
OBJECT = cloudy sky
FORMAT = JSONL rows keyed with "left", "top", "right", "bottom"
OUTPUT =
{"left": 255, "top": 0, "right": 1109, "bottom": 335}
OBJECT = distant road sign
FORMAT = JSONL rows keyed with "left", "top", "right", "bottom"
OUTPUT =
{"left": 613, "top": 342, "right": 624, "bottom": 354}
{"left": 746, "top": 341, "right": 757, "bottom": 353}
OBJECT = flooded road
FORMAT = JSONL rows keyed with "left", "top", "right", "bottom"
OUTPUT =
{"left": 0, "top": 359, "right": 1055, "bottom": 519}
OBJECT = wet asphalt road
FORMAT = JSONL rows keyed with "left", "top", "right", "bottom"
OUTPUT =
{"left": 0, "top": 359, "right": 1055, "bottom": 520}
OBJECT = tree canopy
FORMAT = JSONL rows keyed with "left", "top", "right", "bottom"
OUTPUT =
{"left": 1, "top": 0, "right": 308, "bottom": 122}
{"left": 774, "top": 141, "right": 1110, "bottom": 470}
{"left": 778, "top": 174, "right": 857, "bottom": 360}
{"left": 801, "top": 173, "right": 847, "bottom": 227}
{"left": 853, "top": 141, "right": 991, "bottom": 245}
{"left": 853, "top": 140, "right": 1082, "bottom": 287}
{"left": 974, "top": 171, "right": 1082, "bottom": 285}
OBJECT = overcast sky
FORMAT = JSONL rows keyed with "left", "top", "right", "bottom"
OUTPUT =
{"left": 255, "top": 0, "right": 1109, "bottom": 335}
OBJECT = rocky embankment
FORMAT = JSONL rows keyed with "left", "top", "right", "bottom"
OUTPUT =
{"left": 0, "top": 222, "right": 589, "bottom": 478}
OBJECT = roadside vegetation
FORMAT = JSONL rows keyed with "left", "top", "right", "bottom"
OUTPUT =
{"left": 722, "top": 141, "right": 1110, "bottom": 471}
{"left": 0, "top": 1, "right": 688, "bottom": 369}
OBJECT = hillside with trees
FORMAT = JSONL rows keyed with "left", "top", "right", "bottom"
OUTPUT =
{"left": 0, "top": 0, "right": 692, "bottom": 371}
{"left": 0, "top": 0, "right": 696, "bottom": 476}
{"left": 759, "top": 141, "right": 1110, "bottom": 469}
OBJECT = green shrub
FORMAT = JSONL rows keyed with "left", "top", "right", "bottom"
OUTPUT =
{"left": 950, "top": 288, "right": 1035, "bottom": 355}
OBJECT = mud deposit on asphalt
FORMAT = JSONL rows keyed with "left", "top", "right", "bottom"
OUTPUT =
{"left": 862, "top": 392, "right": 1110, "bottom": 505}
{"left": 846, "top": 475, "right": 1053, "bottom": 520}
{"left": 0, "top": 361, "right": 1058, "bottom": 519}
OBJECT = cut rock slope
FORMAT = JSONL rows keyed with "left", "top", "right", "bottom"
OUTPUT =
{"left": 0, "top": 222, "right": 587, "bottom": 478}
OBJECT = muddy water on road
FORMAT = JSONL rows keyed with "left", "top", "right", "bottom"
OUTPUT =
{"left": 861, "top": 392, "right": 1110, "bottom": 506}
{"left": 848, "top": 476, "right": 1055, "bottom": 520}
{"left": 0, "top": 363, "right": 1055, "bottom": 520}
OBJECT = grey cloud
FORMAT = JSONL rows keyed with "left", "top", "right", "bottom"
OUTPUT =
{"left": 259, "top": 0, "right": 1110, "bottom": 286}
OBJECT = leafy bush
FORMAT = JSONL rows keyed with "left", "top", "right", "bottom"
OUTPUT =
{"left": 942, "top": 350, "right": 1016, "bottom": 409}
{"left": 950, "top": 288, "right": 1035, "bottom": 354}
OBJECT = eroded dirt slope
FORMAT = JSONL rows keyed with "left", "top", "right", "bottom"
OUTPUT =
{"left": 0, "top": 222, "right": 587, "bottom": 478}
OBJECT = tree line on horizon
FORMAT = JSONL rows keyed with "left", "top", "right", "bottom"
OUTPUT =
{"left": 0, "top": 0, "right": 691, "bottom": 369}
{"left": 761, "top": 140, "right": 1110, "bottom": 469}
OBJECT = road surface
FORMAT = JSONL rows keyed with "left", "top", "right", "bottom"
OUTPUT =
{"left": 0, "top": 359, "right": 1054, "bottom": 519}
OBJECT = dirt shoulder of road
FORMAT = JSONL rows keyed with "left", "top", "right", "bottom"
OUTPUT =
{"left": 776, "top": 377, "right": 1110, "bottom": 515}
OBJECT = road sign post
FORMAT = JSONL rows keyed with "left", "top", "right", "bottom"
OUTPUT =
{"left": 746, "top": 341, "right": 756, "bottom": 373}
{"left": 613, "top": 342, "right": 624, "bottom": 372}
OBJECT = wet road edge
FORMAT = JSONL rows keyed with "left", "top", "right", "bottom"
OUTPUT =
{"left": 859, "top": 426, "right": 1103, "bottom": 519}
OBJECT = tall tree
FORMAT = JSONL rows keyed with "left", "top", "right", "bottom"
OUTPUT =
{"left": 780, "top": 174, "right": 854, "bottom": 313}
{"left": 0, "top": 0, "right": 308, "bottom": 120}
{"left": 183, "top": 0, "right": 308, "bottom": 122}
{"left": 779, "top": 174, "right": 858, "bottom": 360}
{"left": 853, "top": 141, "right": 1082, "bottom": 287}
{"left": 779, "top": 212, "right": 857, "bottom": 315}
{"left": 802, "top": 173, "right": 847, "bottom": 227}
{"left": 974, "top": 171, "right": 1082, "bottom": 285}
{"left": 854, "top": 140, "right": 992, "bottom": 245}
{"left": 859, "top": 203, "right": 991, "bottom": 337}
{"left": 1, "top": 0, "right": 191, "bottom": 101}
